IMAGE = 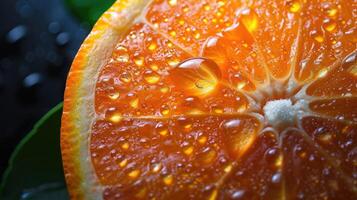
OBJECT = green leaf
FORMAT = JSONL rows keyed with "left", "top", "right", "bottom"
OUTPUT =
{"left": 65, "top": 0, "right": 116, "bottom": 26}
{"left": 0, "top": 103, "right": 69, "bottom": 200}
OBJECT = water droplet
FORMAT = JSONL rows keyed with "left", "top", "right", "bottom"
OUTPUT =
{"left": 183, "top": 146, "right": 194, "bottom": 155}
{"left": 322, "top": 19, "right": 337, "bottom": 32}
{"left": 115, "top": 46, "right": 129, "bottom": 62}
{"left": 134, "top": 57, "right": 145, "bottom": 67}
{"left": 128, "top": 169, "right": 140, "bottom": 179}
{"left": 150, "top": 64, "right": 159, "bottom": 71}
{"left": 120, "top": 72, "right": 132, "bottom": 83}
{"left": 317, "top": 68, "right": 329, "bottom": 78}
{"left": 236, "top": 81, "right": 246, "bottom": 90}
{"left": 264, "top": 147, "right": 282, "bottom": 168}
{"left": 198, "top": 136, "right": 207, "bottom": 144}
{"left": 156, "top": 123, "right": 169, "bottom": 136}
{"left": 310, "top": 30, "right": 324, "bottom": 43}
{"left": 168, "top": 0, "right": 177, "bottom": 6}
{"left": 148, "top": 42, "right": 157, "bottom": 51}
{"left": 169, "top": 58, "right": 221, "bottom": 96}
{"left": 240, "top": 8, "right": 258, "bottom": 33}
{"left": 275, "top": 153, "right": 283, "bottom": 168}
{"left": 326, "top": 7, "right": 338, "bottom": 17}
{"left": 221, "top": 119, "right": 257, "bottom": 158}
{"left": 168, "top": 59, "right": 180, "bottom": 67}
{"left": 203, "top": 4, "right": 210, "bottom": 11}
{"left": 287, "top": 0, "right": 301, "bottom": 13}
{"left": 218, "top": 1, "right": 225, "bottom": 6}
{"left": 224, "top": 164, "right": 233, "bottom": 173}
{"left": 160, "top": 86, "right": 170, "bottom": 93}
{"left": 151, "top": 163, "right": 162, "bottom": 174}
{"left": 130, "top": 98, "right": 139, "bottom": 108}
{"left": 317, "top": 132, "right": 333, "bottom": 144}
{"left": 271, "top": 172, "right": 282, "bottom": 184}
{"left": 106, "top": 108, "right": 122, "bottom": 123}
{"left": 169, "top": 30, "right": 177, "bottom": 37}
{"left": 200, "top": 149, "right": 217, "bottom": 164}
{"left": 119, "top": 159, "right": 128, "bottom": 167}
{"left": 144, "top": 70, "right": 160, "bottom": 84}
{"left": 108, "top": 92, "right": 120, "bottom": 100}
{"left": 121, "top": 142, "right": 130, "bottom": 150}
{"left": 231, "top": 189, "right": 246, "bottom": 199}
{"left": 163, "top": 174, "right": 174, "bottom": 185}
{"left": 161, "top": 105, "right": 170, "bottom": 116}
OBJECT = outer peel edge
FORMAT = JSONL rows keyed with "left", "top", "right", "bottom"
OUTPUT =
{"left": 61, "top": 1, "right": 150, "bottom": 199}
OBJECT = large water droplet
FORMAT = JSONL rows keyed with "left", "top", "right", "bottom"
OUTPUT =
{"left": 169, "top": 58, "right": 221, "bottom": 96}
{"left": 221, "top": 118, "right": 258, "bottom": 159}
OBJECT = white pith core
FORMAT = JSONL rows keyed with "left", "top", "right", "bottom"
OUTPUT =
{"left": 263, "top": 99, "right": 297, "bottom": 128}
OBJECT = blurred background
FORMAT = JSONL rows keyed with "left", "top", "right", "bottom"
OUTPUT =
{"left": 0, "top": 0, "right": 115, "bottom": 178}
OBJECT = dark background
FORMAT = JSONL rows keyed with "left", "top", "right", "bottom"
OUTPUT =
{"left": 0, "top": 0, "right": 89, "bottom": 177}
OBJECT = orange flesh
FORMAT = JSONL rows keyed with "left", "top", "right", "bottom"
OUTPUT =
{"left": 84, "top": 0, "right": 357, "bottom": 199}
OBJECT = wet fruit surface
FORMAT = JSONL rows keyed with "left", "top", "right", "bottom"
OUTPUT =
{"left": 70, "top": 0, "right": 357, "bottom": 199}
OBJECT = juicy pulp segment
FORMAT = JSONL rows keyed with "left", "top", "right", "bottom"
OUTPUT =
{"left": 86, "top": 0, "right": 357, "bottom": 199}
{"left": 90, "top": 115, "right": 261, "bottom": 198}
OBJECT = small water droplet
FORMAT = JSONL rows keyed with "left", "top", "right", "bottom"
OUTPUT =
{"left": 152, "top": 163, "right": 162, "bottom": 173}
{"left": 203, "top": 4, "right": 210, "bottom": 11}
{"left": 144, "top": 70, "right": 160, "bottom": 84}
{"left": 168, "top": 59, "right": 180, "bottom": 67}
{"left": 115, "top": 46, "right": 129, "bottom": 62}
{"left": 163, "top": 174, "right": 174, "bottom": 185}
{"left": 148, "top": 42, "right": 157, "bottom": 51}
{"left": 317, "top": 132, "right": 333, "bottom": 144}
{"left": 317, "top": 68, "right": 329, "bottom": 78}
{"left": 198, "top": 136, "right": 207, "bottom": 144}
{"left": 134, "top": 57, "right": 145, "bottom": 67}
{"left": 287, "top": 0, "right": 301, "bottom": 13}
{"left": 183, "top": 146, "right": 194, "bottom": 155}
{"left": 169, "top": 30, "right": 177, "bottom": 37}
{"left": 322, "top": 18, "right": 337, "bottom": 32}
{"left": 108, "top": 92, "right": 120, "bottom": 100}
{"left": 200, "top": 149, "right": 217, "bottom": 164}
{"left": 130, "top": 98, "right": 139, "bottom": 108}
{"left": 231, "top": 189, "right": 245, "bottom": 199}
{"left": 106, "top": 108, "right": 122, "bottom": 123}
{"left": 156, "top": 123, "right": 169, "bottom": 136}
{"left": 271, "top": 172, "right": 282, "bottom": 184}
{"left": 224, "top": 164, "right": 233, "bottom": 173}
{"left": 121, "top": 142, "right": 130, "bottom": 150}
{"left": 161, "top": 105, "right": 170, "bottom": 116}
{"left": 160, "top": 86, "right": 170, "bottom": 93}
{"left": 168, "top": 0, "right": 177, "bottom": 6}
{"left": 325, "top": 5, "right": 338, "bottom": 17}
{"left": 310, "top": 30, "right": 324, "bottom": 43}
{"left": 120, "top": 72, "right": 132, "bottom": 83}
{"left": 128, "top": 169, "right": 140, "bottom": 179}
{"left": 119, "top": 159, "right": 128, "bottom": 167}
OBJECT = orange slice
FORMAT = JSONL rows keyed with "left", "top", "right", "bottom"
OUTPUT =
{"left": 61, "top": 0, "right": 357, "bottom": 199}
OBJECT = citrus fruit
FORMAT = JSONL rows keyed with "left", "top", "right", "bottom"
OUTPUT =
{"left": 61, "top": 0, "right": 357, "bottom": 199}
